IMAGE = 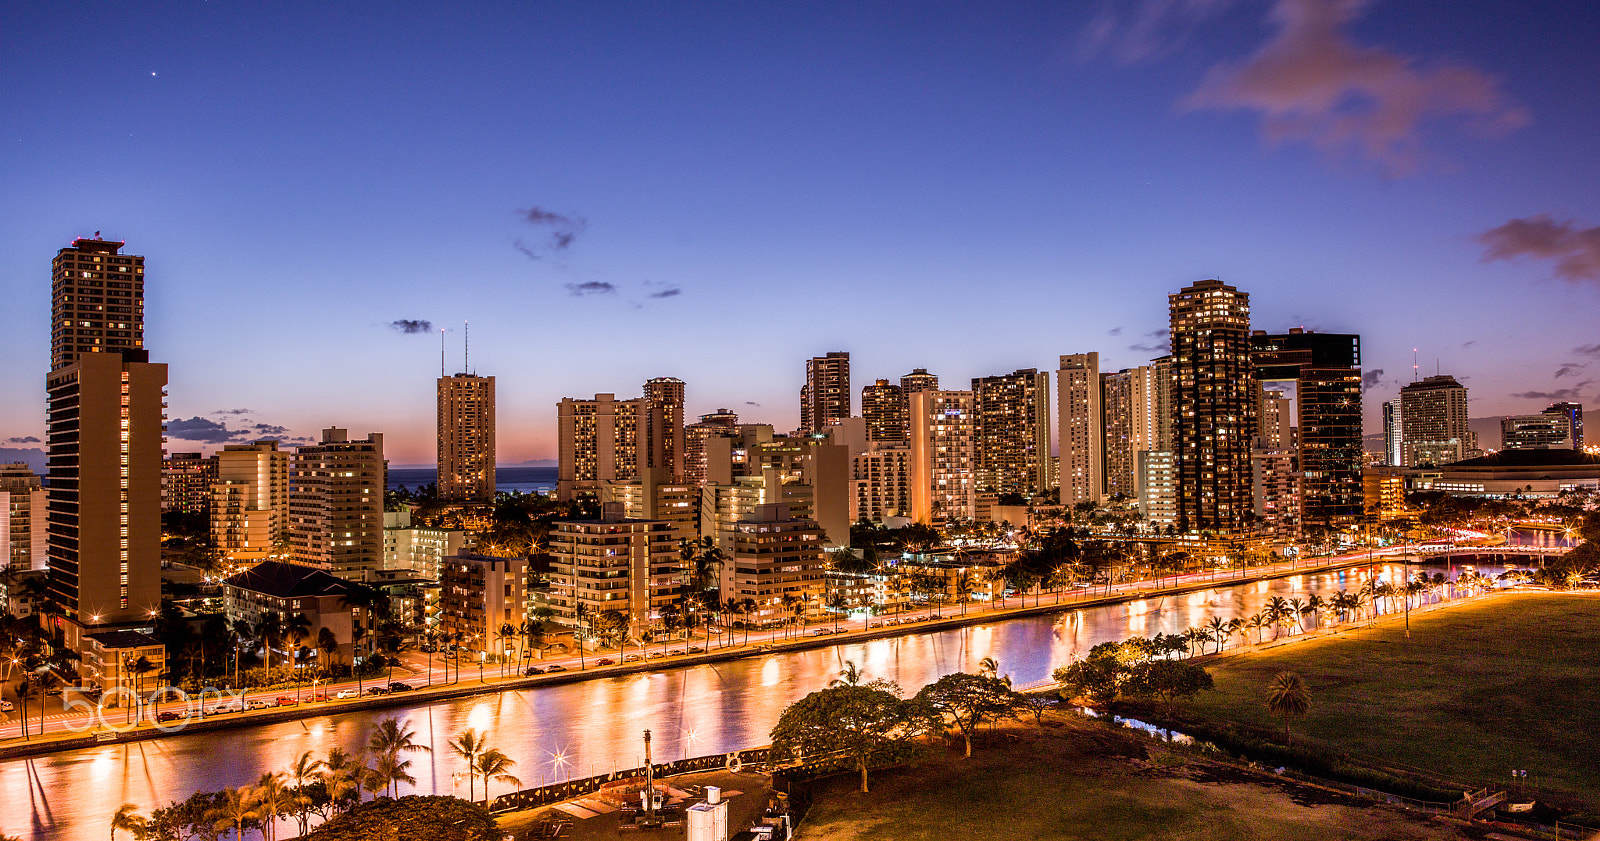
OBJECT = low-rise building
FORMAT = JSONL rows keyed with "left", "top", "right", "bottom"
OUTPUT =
{"left": 719, "top": 503, "right": 826, "bottom": 626}
{"left": 81, "top": 629, "right": 166, "bottom": 702}
{"left": 439, "top": 553, "right": 528, "bottom": 661}
{"left": 548, "top": 504, "right": 680, "bottom": 639}
{"left": 222, "top": 560, "right": 360, "bottom": 666}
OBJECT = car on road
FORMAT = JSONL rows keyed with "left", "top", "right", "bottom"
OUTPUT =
{"left": 276, "top": 696, "right": 297, "bottom": 706}
{"left": 388, "top": 682, "right": 413, "bottom": 692}
{"left": 545, "top": 664, "right": 567, "bottom": 672}
{"left": 335, "top": 689, "right": 360, "bottom": 699}
{"left": 365, "top": 687, "right": 389, "bottom": 696}
{"left": 668, "top": 648, "right": 684, "bottom": 656}
{"left": 0, "top": 700, "right": 12, "bottom": 712}
{"left": 310, "top": 693, "right": 330, "bottom": 702}
{"left": 687, "top": 646, "right": 704, "bottom": 653}
{"left": 594, "top": 658, "right": 615, "bottom": 666}
{"left": 156, "top": 711, "right": 183, "bottom": 723}
{"left": 247, "top": 699, "right": 275, "bottom": 710}
{"left": 523, "top": 666, "right": 545, "bottom": 676}
{"left": 647, "top": 651, "right": 665, "bottom": 659}
{"left": 811, "top": 629, "right": 831, "bottom": 636}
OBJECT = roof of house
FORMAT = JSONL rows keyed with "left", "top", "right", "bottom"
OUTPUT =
{"left": 223, "top": 560, "right": 352, "bottom": 599}
{"left": 84, "top": 630, "right": 163, "bottom": 650}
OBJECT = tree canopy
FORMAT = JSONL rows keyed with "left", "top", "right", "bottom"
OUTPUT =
{"left": 770, "top": 683, "right": 923, "bottom": 793}
{"left": 914, "top": 672, "right": 1021, "bottom": 757}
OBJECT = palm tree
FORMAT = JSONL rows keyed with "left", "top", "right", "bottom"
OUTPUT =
{"left": 495, "top": 623, "right": 516, "bottom": 677}
{"left": 1205, "top": 616, "right": 1228, "bottom": 653}
{"left": 283, "top": 612, "right": 312, "bottom": 673}
{"left": 448, "top": 729, "right": 489, "bottom": 801}
{"left": 779, "top": 594, "right": 799, "bottom": 638}
{"left": 111, "top": 803, "right": 145, "bottom": 841}
{"left": 352, "top": 625, "right": 369, "bottom": 694}
{"left": 1302, "top": 594, "right": 1326, "bottom": 631}
{"left": 254, "top": 772, "right": 290, "bottom": 841}
{"left": 208, "top": 784, "right": 260, "bottom": 841}
{"left": 1246, "top": 612, "right": 1269, "bottom": 644}
{"left": 368, "top": 717, "right": 432, "bottom": 797}
{"left": 370, "top": 751, "right": 419, "bottom": 802}
{"left": 740, "top": 598, "right": 757, "bottom": 645}
{"left": 1265, "top": 671, "right": 1311, "bottom": 745}
{"left": 1225, "top": 618, "right": 1244, "bottom": 649}
{"left": 830, "top": 660, "right": 863, "bottom": 687}
{"left": 316, "top": 626, "right": 339, "bottom": 679}
{"left": 1286, "top": 598, "right": 1308, "bottom": 634}
{"left": 472, "top": 748, "right": 522, "bottom": 805}
{"left": 1264, "top": 596, "right": 1291, "bottom": 639}
{"left": 722, "top": 597, "right": 742, "bottom": 647}
{"left": 320, "top": 747, "right": 364, "bottom": 812}
{"left": 978, "top": 656, "right": 999, "bottom": 678}
{"left": 284, "top": 750, "right": 324, "bottom": 836}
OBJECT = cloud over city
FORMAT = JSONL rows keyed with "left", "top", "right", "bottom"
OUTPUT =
{"left": 1477, "top": 216, "right": 1600, "bottom": 283}
{"left": 388, "top": 319, "right": 433, "bottom": 334}
{"left": 515, "top": 206, "right": 588, "bottom": 260}
{"left": 1181, "top": 0, "right": 1528, "bottom": 175}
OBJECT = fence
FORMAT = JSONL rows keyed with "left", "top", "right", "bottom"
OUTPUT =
{"left": 487, "top": 747, "right": 772, "bottom": 813}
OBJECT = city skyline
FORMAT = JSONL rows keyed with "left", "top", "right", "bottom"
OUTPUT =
{"left": 4, "top": 2, "right": 1600, "bottom": 465}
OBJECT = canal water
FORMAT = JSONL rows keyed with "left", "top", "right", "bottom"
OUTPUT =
{"left": 0, "top": 560, "right": 1498, "bottom": 840}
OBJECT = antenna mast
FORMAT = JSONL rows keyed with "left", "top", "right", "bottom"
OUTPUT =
{"left": 440, "top": 327, "right": 446, "bottom": 378}
{"left": 1412, "top": 348, "right": 1419, "bottom": 383}
{"left": 464, "top": 320, "right": 470, "bottom": 375}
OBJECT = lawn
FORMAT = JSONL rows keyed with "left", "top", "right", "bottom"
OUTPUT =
{"left": 1183, "top": 591, "right": 1600, "bottom": 808}
{"left": 794, "top": 718, "right": 1461, "bottom": 841}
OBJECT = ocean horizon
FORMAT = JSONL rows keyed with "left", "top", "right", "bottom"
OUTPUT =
{"left": 388, "top": 465, "right": 555, "bottom": 495}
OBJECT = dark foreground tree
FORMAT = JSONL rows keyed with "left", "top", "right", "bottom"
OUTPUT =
{"left": 770, "top": 683, "right": 921, "bottom": 793}
{"left": 1265, "top": 671, "right": 1311, "bottom": 745}
{"left": 1122, "top": 659, "right": 1214, "bottom": 717}
{"left": 302, "top": 795, "right": 497, "bottom": 841}
{"left": 914, "top": 672, "right": 1020, "bottom": 758}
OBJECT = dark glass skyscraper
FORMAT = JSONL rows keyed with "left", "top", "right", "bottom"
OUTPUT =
{"left": 1169, "top": 280, "right": 1255, "bottom": 535}
{"left": 1251, "top": 328, "right": 1363, "bottom": 526}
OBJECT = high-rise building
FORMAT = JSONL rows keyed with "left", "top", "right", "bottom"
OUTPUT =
{"left": 1, "top": 464, "right": 48, "bottom": 571}
{"left": 1136, "top": 450, "right": 1177, "bottom": 530}
{"left": 909, "top": 390, "right": 976, "bottom": 523}
{"left": 851, "top": 444, "right": 913, "bottom": 523}
{"left": 1501, "top": 414, "right": 1574, "bottom": 450}
{"left": 862, "top": 379, "right": 907, "bottom": 444}
{"left": 718, "top": 503, "right": 826, "bottom": 626}
{"left": 1383, "top": 401, "right": 1403, "bottom": 466}
{"left": 1251, "top": 448, "right": 1301, "bottom": 543}
{"left": 46, "top": 237, "right": 166, "bottom": 645}
{"left": 556, "top": 393, "right": 648, "bottom": 500}
{"left": 899, "top": 368, "right": 940, "bottom": 447}
{"left": 437, "top": 373, "right": 496, "bottom": 502}
{"left": 161, "top": 452, "right": 215, "bottom": 516}
{"left": 1542, "top": 402, "right": 1584, "bottom": 449}
{"left": 701, "top": 432, "right": 850, "bottom": 547}
{"left": 972, "top": 369, "right": 1052, "bottom": 497}
{"left": 1259, "top": 391, "right": 1293, "bottom": 450}
{"left": 683, "top": 409, "right": 739, "bottom": 487}
{"left": 1057, "top": 354, "right": 1103, "bottom": 505}
{"left": 289, "top": 428, "right": 386, "bottom": 579}
{"left": 1169, "top": 279, "right": 1255, "bottom": 535}
{"left": 440, "top": 552, "right": 528, "bottom": 660}
{"left": 1399, "top": 375, "right": 1472, "bottom": 467}
{"left": 211, "top": 441, "right": 291, "bottom": 563}
{"left": 548, "top": 504, "right": 680, "bottom": 639}
{"left": 800, "top": 352, "right": 850, "bottom": 435}
{"left": 1251, "top": 329, "right": 1363, "bottom": 526}
{"left": 600, "top": 467, "right": 699, "bottom": 545}
{"left": 382, "top": 507, "right": 470, "bottom": 581}
{"left": 1105, "top": 363, "right": 1172, "bottom": 503}
{"left": 643, "top": 377, "right": 686, "bottom": 481}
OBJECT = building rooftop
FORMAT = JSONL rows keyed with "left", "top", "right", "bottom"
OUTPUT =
{"left": 84, "top": 630, "right": 162, "bottom": 650}
{"left": 223, "top": 560, "right": 353, "bottom": 599}
{"left": 1446, "top": 449, "right": 1600, "bottom": 469}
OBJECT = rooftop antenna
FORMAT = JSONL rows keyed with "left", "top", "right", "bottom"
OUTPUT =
{"left": 464, "top": 320, "right": 469, "bottom": 375}
{"left": 440, "top": 327, "right": 446, "bottom": 379}
{"left": 1412, "top": 348, "right": 1419, "bottom": 383}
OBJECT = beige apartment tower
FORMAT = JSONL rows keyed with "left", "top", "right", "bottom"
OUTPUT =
{"left": 972, "top": 368, "right": 1052, "bottom": 496}
{"left": 909, "top": 390, "right": 977, "bottom": 523}
{"left": 862, "top": 379, "right": 907, "bottom": 445}
{"left": 800, "top": 352, "right": 850, "bottom": 435}
{"left": 1, "top": 464, "right": 48, "bottom": 571}
{"left": 1057, "top": 354, "right": 1103, "bottom": 505}
{"left": 211, "top": 441, "right": 291, "bottom": 562}
{"left": 643, "top": 377, "right": 686, "bottom": 481}
{"left": 46, "top": 237, "right": 166, "bottom": 643}
{"left": 438, "top": 373, "right": 496, "bottom": 502}
{"left": 290, "top": 428, "right": 386, "bottom": 578}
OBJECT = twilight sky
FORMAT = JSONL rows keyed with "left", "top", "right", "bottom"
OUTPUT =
{"left": 3, "top": 1, "right": 1599, "bottom": 466}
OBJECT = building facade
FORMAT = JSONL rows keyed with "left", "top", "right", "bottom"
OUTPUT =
{"left": 46, "top": 236, "right": 165, "bottom": 645}
{"left": 222, "top": 560, "right": 360, "bottom": 665}
{"left": 1251, "top": 329, "right": 1363, "bottom": 526}
{"left": 289, "top": 429, "right": 386, "bottom": 578}
{"left": 211, "top": 441, "right": 291, "bottom": 563}
{"left": 437, "top": 373, "right": 496, "bottom": 502}
{"left": 718, "top": 503, "right": 826, "bottom": 626}
{"left": 1169, "top": 279, "right": 1256, "bottom": 535}
{"left": 1057, "top": 353, "right": 1103, "bottom": 505}
{"left": 799, "top": 352, "right": 850, "bottom": 435}
{"left": 851, "top": 444, "right": 913, "bottom": 523}
{"left": 1, "top": 464, "right": 47, "bottom": 571}
{"left": 683, "top": 409, "right": 739, "bottom": 487}
{"left": 1501, "top": 413, "right": 1574, "bottom": 450}
{"left": 972, "top": 368, "right": 1052, "bottom": 497}
{"left": 439, "top": 553, "right": 528, "bottom": 660}
{"left": 1399, "top": 375, "right": 1472, "bottom": 467}
{"left": 548, "top": 508, "right": 680, "bottom": 639}
{"left": 862, "top": 380, "right": 907, "bottom": 445}
{"left": 643, "top": 377, "right": 686, "bottom": 482}
{"left": 908, "top": 390, "right": 977, "bottom": 523}
{"left": 161, "top": 452, "right": 214, "bottom": 516}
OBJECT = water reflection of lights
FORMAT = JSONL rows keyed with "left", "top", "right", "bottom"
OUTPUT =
{"left": 760, "top": 657, "right": 781, "bottom": 686}
{"left": 467, "top": 702, "right": 492, "bottom": 733}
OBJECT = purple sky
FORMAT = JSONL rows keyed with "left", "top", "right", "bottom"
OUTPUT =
{"left": 3, "top": 1, "right": 1599, "bottom": 465}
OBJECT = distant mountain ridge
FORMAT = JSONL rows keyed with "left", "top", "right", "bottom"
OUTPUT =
{"left": 0, "top": 448, "right": 45, "bottom": 473}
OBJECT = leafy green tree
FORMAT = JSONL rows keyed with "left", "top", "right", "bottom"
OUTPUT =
{"left": 1122, "top": 659, "right": 1214, "bottom": 716}
{"left": 285, "top": 750, "right": 325, "bottom": 836}
{"left": 589, "top": 609, "right": 628, "bottom": 650}
{"left": 1265, "top": 671, "right": 1311, "bottom": 745}
{"left": 1052, "top": 642, "right": 1135, "bottom": 711}
{"left": 770, "top": 683, "right": 922, "bottom": 793}
{"left": 300, "top": 795, "right": 497, "bottom": 841}
{"left": 914, "top": 672, "right": 1020, "bottom": 757}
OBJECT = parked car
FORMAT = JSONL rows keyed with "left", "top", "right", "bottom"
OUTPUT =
{"left": 247, "top": 699, "right": 275, "bottom": 710}
{"left": 419, "top": 643, "right": 437, "bottom": 652}
{"left": 812, "top": 629, "right": 831, "bottom": 636}
{"left": 687, "top": 646, "right": 704, "bottom": 653}
{"left": 668, "top": 649, "right": 684, "bottom": 656}
{"left": 523, "top": 666, "right": 546, "bottom": 676}
{"left": 388, "top": 682, "right": 413, "bottom": 692}
{"left": 365, "top": 686, "right": 389, "bottom": 696}
{"left": 594, "top": 658, "right": 615, "bottom": 666}
{"left": 545, "top": 664, "right": 567, "bottom": 672}
{"left": 156, "top": 711, "right": 183, "bottom": 723}
{"left": 335, "top": 689, "right": 360, "bottom": 699}
{"left": 647, "top": 651, "right": 665, "bottom": 659}
{"left": 623, "top": 654, "right": 641, "bottom": 663}
{"left": 310, "top": 693, "right": 330, "bottom": 702}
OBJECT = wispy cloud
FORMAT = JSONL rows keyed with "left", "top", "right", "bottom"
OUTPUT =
{"left": 388, "top": 319, "right": 433, "bottom": 334}
{"left": 166, "top": 417, "right": 298, "bottom": 445}
{"left": 745, "top": 401, "right": 762, "bottom": 407}
{"left": 1128, "top": 328, "right": 1170, "bottom": 354}
{"left": 1510, "top": 382, "right": 1591, "bottom": 402}
{"left": 647, "top": 287, "right": 682, "bottom": 299}
{"left": 1576, "top": 343, "right": 1600, "bottom": 359}
{"left": 1079, "top": 0, "right": 1235, "bottom": 64}
{"left": 212, "top": 408, "right": 254, "bottom": 416}
{"left": 5, "top": 436, "right": 40, "bottom": 444}
{"left": 515, "top": 206, "right": 588, "bottom": 259}
{"left": 565, "top": 281, "right": 616, "bottom": 297}
{"left": 1553, "top": 363, "right": 1584, "bottom": 380}
{"left": 1181, "top": 0, "right": 1527, "bottom": 175}
{"left": 1361, "top": 368, "right": 1388, "bottom": 392}
{"left": 1477, "top": 216, "right": 1600, "bottom": 283}
{"left": 1107, "top": 326, "right": 1123, "bottom": 336}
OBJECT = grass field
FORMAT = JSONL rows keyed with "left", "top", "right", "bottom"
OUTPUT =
{"left": 794, "top": 719, "right": 1462, "bottom": 841}
{"left": 1183, "top": 591, "right": 1600, "bottom": 808}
